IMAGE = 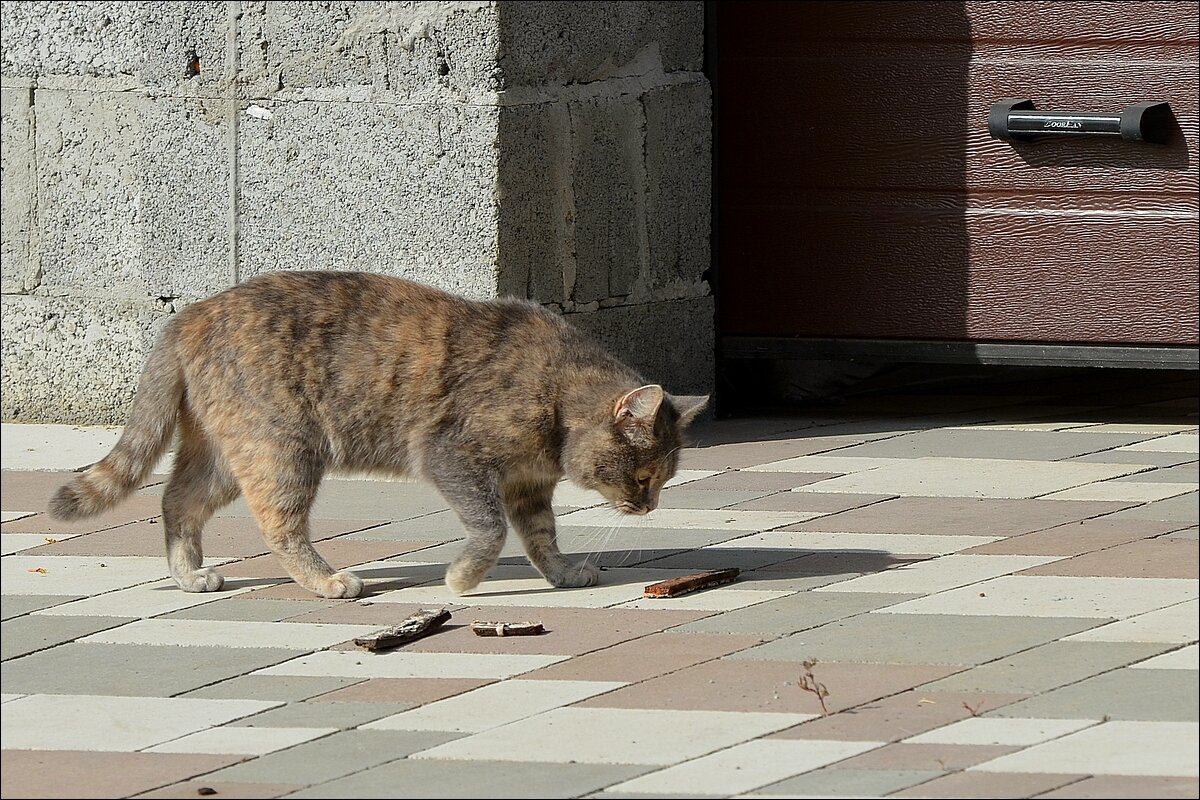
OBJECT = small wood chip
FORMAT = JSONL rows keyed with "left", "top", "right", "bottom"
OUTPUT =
{"left": 471, "top": 621, "right": 546, "bottom": 637}
{"left": 643, "top": 568, "right": 740, "bottom": 598}
{"left": 353, "top": 608, "right": 451, "bottom": 651}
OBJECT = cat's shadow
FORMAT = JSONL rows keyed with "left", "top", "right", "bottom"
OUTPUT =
{"left": 212, "top": 550, "right": 921, "bottom": 598}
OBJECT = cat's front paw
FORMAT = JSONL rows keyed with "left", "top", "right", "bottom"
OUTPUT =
{"left": 176, "top": 567, "right": 224, "bottom": 593}
{"left": 546, "top": 559, "right": 600, "bottom": 588}
{"left": 314, "top": 570, "right": 364, "bottom": 599}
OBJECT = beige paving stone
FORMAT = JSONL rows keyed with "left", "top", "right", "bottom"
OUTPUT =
{"left": 81, "top": 618, "right": 377, "bottom": 650}
{"left": 0, "top": 750, "right": 244, "bottom": 800}
{"left": 1129, "top": 644, "right": 1198, "bottom": 670}
{"left": 813, "top": 554, "right": 1062, "bottom": 595}
{"left": 1, "top": 531, "right": 81, "bottom": 554}
{"left": 1, "top": 694, "right": 279, "bottom": 751}
{"left": 1041, "top": 481, "right": 1195, "bottom": 503}
{"left": 307, "top": 677, "right": 494, "bottom": 706}
{"left": 364, "top": 679, "right": 626, "bottom": 733}
{"left": 970, "top": 720, "right": 1199, "bottom": 776}
{"left": 145, "top": 725, "right": 336, "bottom": 755}
{"left": 905, "top": 717, "right": 1097, "bottom": 746}
{"left": 577, "top": 659, "right": 958, "bottom": 716}
{"left": 711, "top": 530, "right": 1001, "bottom": 556}
{"left": 606, "top": 738, "right": 885, "bottom": 796}
{"left": 1119, "top": 433, "right": 1199, "bottom": 453}
{"left": 409, "top": 707, "right": 811, "bottom": 765}
{"left": 881, "top": 575, "right": 1198, "bottom": 619}
{"left": 2, "top": 555, "right": 202, "bottom": 596}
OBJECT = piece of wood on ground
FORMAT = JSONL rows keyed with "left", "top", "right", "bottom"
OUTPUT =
{"left": 643, "top": 568, "right": 740, "bottom": 598}
{"left": 471, "top": 621, "right": 546, "bottom": 637}
{"left": 354, "top": 608, "right": 452, "bottom": 651}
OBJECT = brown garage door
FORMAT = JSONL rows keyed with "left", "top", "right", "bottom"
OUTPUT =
{"left": 716, "top": 1, "right": 1199, "bottom": 352}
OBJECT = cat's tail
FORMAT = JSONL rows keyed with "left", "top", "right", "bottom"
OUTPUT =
{"left": 49, "top": 333, "right": 183, "bottom": 521}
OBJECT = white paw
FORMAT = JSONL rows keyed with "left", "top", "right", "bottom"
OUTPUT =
{"left": 177, "top": 567, "right": 224, "bottom": 593}
{"left": 315, "top": 570, "right": 364, "bottom": 599}
{"left": 445, "top": 565, "right": 483, "bottom": 595}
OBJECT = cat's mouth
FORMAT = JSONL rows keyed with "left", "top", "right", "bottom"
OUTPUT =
{"left": 615, "top": 501, "right": 652, "bottom": 516}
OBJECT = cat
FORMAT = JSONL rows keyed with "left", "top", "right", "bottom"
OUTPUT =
{"left": 49, "top": 271, "right": 708, "bottom": 598}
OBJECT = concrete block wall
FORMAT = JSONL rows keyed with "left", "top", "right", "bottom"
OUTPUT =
{"left": 0, "top": 1, "right": 711, "bottom": 424}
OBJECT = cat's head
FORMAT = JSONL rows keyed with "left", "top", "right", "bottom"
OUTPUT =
{"left": 566, "top": 385, "right": 708, "bottom": 515}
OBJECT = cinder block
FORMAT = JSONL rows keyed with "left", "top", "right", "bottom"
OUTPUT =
{"left": 0, "top": 293, "right": 173, "bottom": 424}
{"left": 140, "top": 1, "right": 231, "bottom": 92}
{"left": 237, "top": 1, "right": 499, "bottom": 101}
{"left": 0, "top": 2, "right": 143, "bottom": 79}
{"left": 497, "top": 1, "right": 703, "bottom": 88}
{"left": 34, "top": 89, "right": 232, "bottom": 298}
{"left": 496, "top": 102, "right": 572, "bottom": 302}
{"left": 643, "top": 78, "right": 711, "bottom": 292}
{"left": 565, "top": 296, "right": 714, "bottom": 395}
{"left": 0, "top": 2, "right": 228, "bottom": 92}
{"left": 236, "top": 99, "right": 501, "bottom": 299}
{"left": 1, "top": 84, "right": 36, "bottom": 293}
{"left": 569, "top": 94, "right": 643, "bottom": 303}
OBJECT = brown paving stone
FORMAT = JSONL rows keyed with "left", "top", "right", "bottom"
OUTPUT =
{"left": 963, "top": 517, "right": 1188, "bottom": 557}
{"left": 306, "top": 605, "right": 714, "bottom": 656}
{"left": 729, "top": 491, "right": 896, "bottom": 514}
{"left": 681, "top": 435, "right": 868, "bottom": 470}
{"left": 1017, "top": 537, "right": 1199, "bottom": 579}
{"left": 2, "top": 494, "right": 166, "bottom": 534}
{"left": 135, "top": 780, "right": 302, "bottom": 798}
{"left": 522, "top": 631, "right": 765, "bottom": 682}
{"left": 889, "top": 771, "right": 1083, "bottom": 798}
{"left": 220, "top": 540, "right": 438, "bottom": 579}
{"left": 787, "top": 497, "right": 1134, "bottom": 537}
{"left": 770, "top": 691, "right": 1027, "bottom": 742}
{"left": 306, "top": 677, "right": 494, "bottom": 705}
{"left": 577, "top": 659, "right": 959, "bottom": 715}
{"left": 1040, "top": 775, "right": 1200, "bottom": 798}
{"left": 3, "top": 470, "right": 144, "bottom": 510}
{"left": 833, "top": 742, "right": 1020, "bottom": 771}
{"left": 0, "top": 750, "right": 244, "bottom": 799}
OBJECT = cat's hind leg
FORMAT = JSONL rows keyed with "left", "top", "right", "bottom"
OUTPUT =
{"left": 229, "top": 447, "right": 363, "bottom": 599}
{"left": 504, "top": 479, "right": 599, "bottom": 588}
{"left": 162, "top": 411, "right": 239, "bottom": 592}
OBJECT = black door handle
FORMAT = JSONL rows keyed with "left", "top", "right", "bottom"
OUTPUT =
{"left": 988, "top": 99, "right": 1173, "bottom": 144}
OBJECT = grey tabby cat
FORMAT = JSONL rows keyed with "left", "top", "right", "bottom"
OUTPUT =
{"left": 50, "top": 271, "right": 708, "bottom": 598}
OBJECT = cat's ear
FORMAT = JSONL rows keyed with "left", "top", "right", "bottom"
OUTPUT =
{"left": 614, "top": 385, "right": 664, "bottom": 428}
{"left": 669, "top": 394, "right": 709, "bottom": 428}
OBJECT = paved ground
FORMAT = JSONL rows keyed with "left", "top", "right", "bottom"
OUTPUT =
{"left": 2, "top": 370, "right": 1197, "bottom": 798}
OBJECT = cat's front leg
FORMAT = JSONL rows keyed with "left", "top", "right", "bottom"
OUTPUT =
{"left": 428, "top": 461, "right": 510, "bottom": 594}
{"left": 504, "top": 480, "right": 599, "bottom": 588}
